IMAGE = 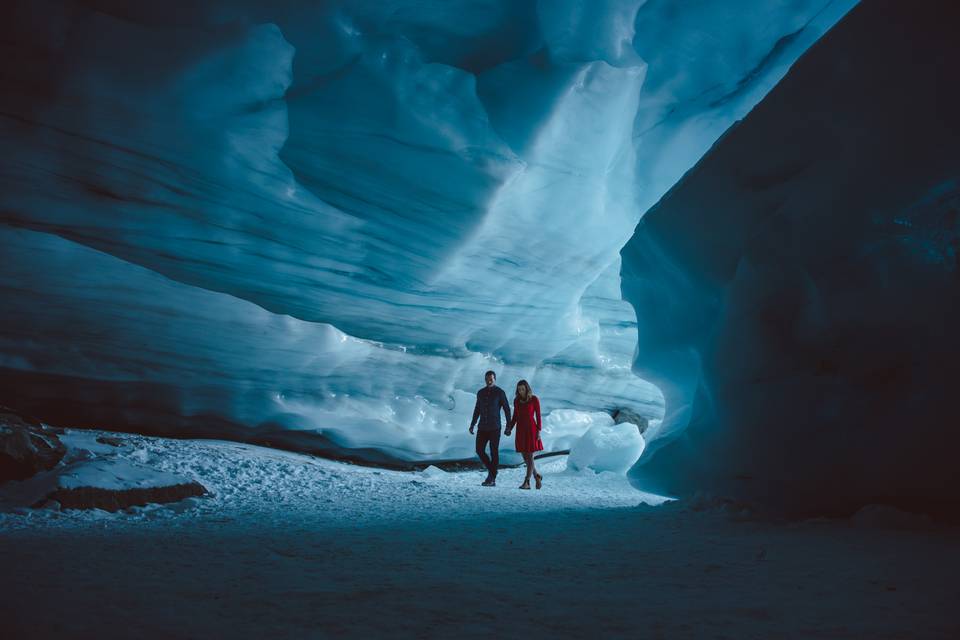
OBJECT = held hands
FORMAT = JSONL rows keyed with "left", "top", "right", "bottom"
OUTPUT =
{"left": 505, "top": 429, "right": 512, "bottom": 436}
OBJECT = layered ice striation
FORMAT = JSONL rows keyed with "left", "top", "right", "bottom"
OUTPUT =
{"left": 622, "top": 1, "right": 960, "bottom": 516}
{"left": 0, "top": 0, "right": 852, "bottom": 463}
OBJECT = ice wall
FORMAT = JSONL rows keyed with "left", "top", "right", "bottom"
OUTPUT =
{"left": 622, "top": 0, "right": 960, "bottom": 517}
{"left": 0, "top": 0, "right": 851, "bottom": 462}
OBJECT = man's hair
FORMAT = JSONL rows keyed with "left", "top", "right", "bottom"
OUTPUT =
{"left": 484, "top": 370, "right": 496, "bottom": 379}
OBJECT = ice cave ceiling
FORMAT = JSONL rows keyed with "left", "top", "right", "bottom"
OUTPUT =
{"left": 14, "top": 0, "right": 956, "bottom": 518}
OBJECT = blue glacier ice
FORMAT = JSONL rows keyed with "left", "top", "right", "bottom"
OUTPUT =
{"left": 622, "top": 1, "right": 960, "bottom": 517}
{"left": 0, "top": 1, "right": 855, "bottom": 467}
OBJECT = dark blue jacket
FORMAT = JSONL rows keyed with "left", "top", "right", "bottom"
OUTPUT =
{"left": 471, "top": 385, "right": 511, "bottom": 431}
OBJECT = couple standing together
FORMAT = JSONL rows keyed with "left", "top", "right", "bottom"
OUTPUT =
{"left": 468, "top": 370, "right": 543, "bottom": 489}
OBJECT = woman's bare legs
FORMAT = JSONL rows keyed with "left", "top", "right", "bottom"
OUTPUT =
{"left": 520, "top": 453, "right": 532, "bottom": 489}
{"left": 531, "top": 455, "right": 542, "bottom": 489}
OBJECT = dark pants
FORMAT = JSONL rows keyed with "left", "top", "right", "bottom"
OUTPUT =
{"left": 475, "top": 429, "right": 501, "bottom": 479}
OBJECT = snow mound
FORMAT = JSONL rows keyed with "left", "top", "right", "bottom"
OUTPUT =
{"left": 567, "top": 419, "right": 644, "bottom": 474}
{"left": 0, "top": 430, "right": 206, "bottom": 512}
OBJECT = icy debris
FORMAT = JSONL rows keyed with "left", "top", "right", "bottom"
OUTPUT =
{"left": 419, "top": 465, "right": 447, "bottom": 478}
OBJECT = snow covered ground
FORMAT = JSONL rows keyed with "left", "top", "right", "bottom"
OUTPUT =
{"left": 0, "top": 429, "right": 665, "bottom": 528}
{"left": 2, "top": 430, "right": 958, "bottom": 638}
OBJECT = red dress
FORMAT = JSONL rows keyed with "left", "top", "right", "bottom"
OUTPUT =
{"left": 510, "top": 396, "right": 543, "bottom": 453}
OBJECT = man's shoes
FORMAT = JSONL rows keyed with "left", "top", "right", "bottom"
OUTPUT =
{"left": 481, "top": 478, "right": 496, "bottom": 487}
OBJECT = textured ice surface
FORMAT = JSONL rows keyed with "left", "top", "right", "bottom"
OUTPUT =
{"left": 0, "top": 0, "right": 853, "bottom": 462}
{"left": 621, "top": 1, "right": 960, "bottom": 516}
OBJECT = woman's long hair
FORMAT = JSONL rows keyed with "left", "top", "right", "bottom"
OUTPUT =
{"left": 515, "top": 379, "right": 533, "bottom": 403}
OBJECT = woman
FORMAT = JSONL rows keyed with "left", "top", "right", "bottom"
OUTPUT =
{"left": 505, "top": 379, "right": 543, "bottom": 490}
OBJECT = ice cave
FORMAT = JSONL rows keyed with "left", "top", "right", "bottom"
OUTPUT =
{"left": 2, "top": 1, "right": 958, "bottom": 638}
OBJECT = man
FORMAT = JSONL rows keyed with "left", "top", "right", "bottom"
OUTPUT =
{"left": 469, "top": 370, "right": 511, "bottom": 486}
